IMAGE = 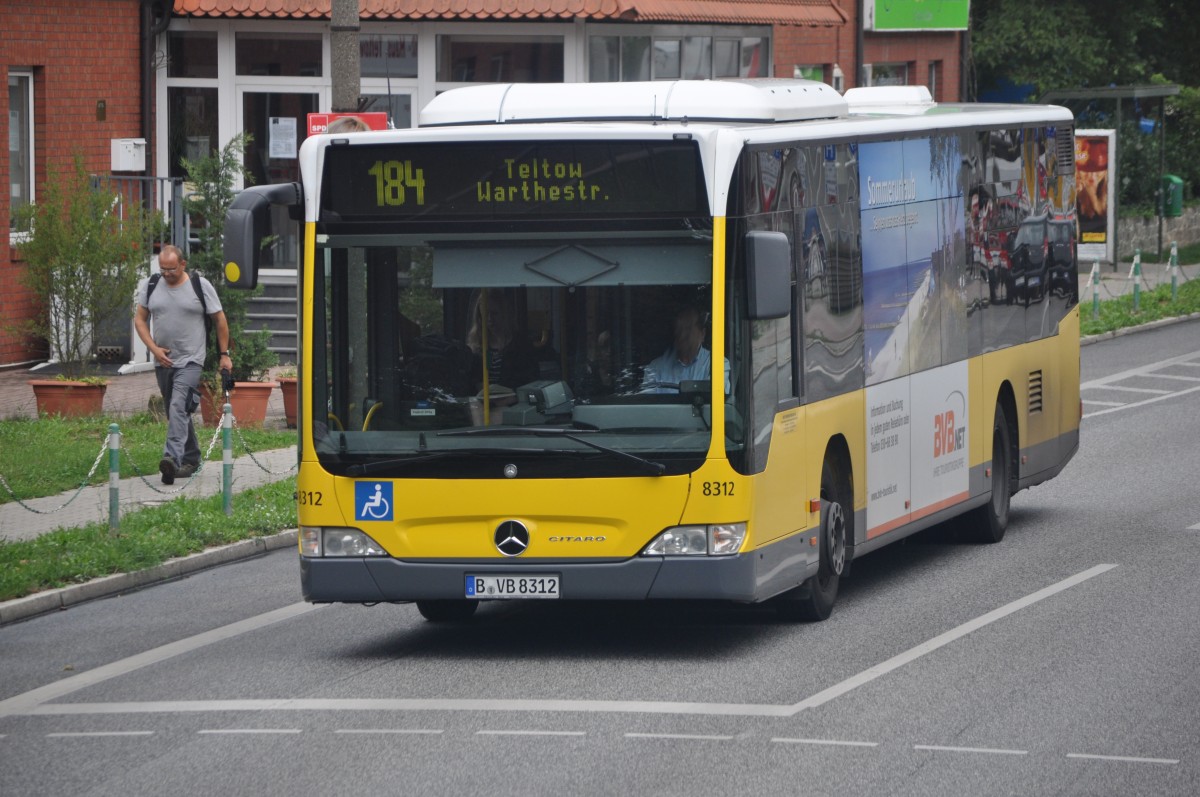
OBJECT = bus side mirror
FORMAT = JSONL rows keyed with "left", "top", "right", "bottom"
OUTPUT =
{"left": 222, "top": 183, "right": 301, "bottom": 290}
{"left": 745, "top": 230, "right": 791, "bottom": 320}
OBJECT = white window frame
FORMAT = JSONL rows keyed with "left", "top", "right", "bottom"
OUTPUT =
{"left": 8, "top": 68, "right": 34, "bottom": 243}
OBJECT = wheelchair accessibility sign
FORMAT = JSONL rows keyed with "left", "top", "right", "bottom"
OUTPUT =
{"left": 355, "top": 481, "right": 393, "bottom": 521}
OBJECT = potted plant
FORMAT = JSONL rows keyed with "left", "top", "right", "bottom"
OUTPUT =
{"left": 275, "top": 367, "right": 299, "bottom": 428}
{"left": 11, "top": 154, "right": 156, "bottom": 417}
{"left": 180, "top": 134, "right": 279, "bottom": 426}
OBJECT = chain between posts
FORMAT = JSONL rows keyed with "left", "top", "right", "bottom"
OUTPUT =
{"left": 2, "top": 401, "right": 295, "bottom": 518}
{"left": 0, "top": 435, "right": 110, "bottom": 514}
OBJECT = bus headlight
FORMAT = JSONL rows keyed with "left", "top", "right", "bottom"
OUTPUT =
{"left": 641, "top": 523, "right": 746, "bottom": 557}
{"left": 300, "top": 527, "right": 386, "bottom": 557}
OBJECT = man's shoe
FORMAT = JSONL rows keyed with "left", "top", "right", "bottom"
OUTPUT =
{"left": 159, "top": 457, "right": 176, "bottom": 485}
{"left": 176, "top": 462, "right": 197, "bottom": 479}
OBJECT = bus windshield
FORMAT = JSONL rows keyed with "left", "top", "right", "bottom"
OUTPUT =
{"left": 312, "top": 223, "right": 742, "bottom": 479}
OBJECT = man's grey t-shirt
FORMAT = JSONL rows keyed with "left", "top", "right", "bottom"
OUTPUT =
{"left": 137, "top": 274, "right": 222, "bottom": 369}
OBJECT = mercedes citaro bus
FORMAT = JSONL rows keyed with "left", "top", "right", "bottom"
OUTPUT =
{"left": 223, "top": 79, "right": 1079, "bottom": 622}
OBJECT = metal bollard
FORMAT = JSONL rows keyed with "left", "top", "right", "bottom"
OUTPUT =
{"left": 1131, "top": 249, "right": 1142, "bottom": 313}
{"left": 223, "top": 402, "right": 233, "bottom": 517}
{"left": 1170, "top": 240, "right": 1179, "bottom": 302}
{"left": 1090, "top": 261, "right": 1100, "bottom": 320}
{"left": 108, "top": 423, "right": 120, "bottom": 532}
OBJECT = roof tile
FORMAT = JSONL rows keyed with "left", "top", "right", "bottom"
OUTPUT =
{"left": 174, "top": 0, "right": 845, "bottom": 25}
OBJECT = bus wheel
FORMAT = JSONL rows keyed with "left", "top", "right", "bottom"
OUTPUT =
{"left": 964, "top": 403, "right": 1012, "bottom": 544}
{"left": 776, "top": 459, "right": 848, "bottom": 622}
{"left": 416, "top": 599, "right": 478, "bottom": 622}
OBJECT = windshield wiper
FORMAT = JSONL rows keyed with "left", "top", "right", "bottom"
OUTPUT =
{"left": 439, "top": 426, "right": 666, "bottom": 476}
{"left": 343, "top": 451, "right": 457, "bottom": 476}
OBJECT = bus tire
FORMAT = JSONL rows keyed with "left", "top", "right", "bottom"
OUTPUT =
{"left": 964, "top": 403, "right": 1012, "bottom": 544}
{"left": 416, "top": 599, "right": 478, "bottom": 622}
{"left": 776, "top": 458, "right": 848, "bottom": 622}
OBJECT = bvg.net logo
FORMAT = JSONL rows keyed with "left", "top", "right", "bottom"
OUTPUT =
{"left": 933, "top": 390, "right": 967, "bottom": 458}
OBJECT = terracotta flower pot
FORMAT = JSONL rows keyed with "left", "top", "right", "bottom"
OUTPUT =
{"left": 277, "top": 377, "right": 298, "bottom": 428}
{"left": 28, "top": 379, "right": 107, "bottom": 418}
{"left": 200, "top": 381, "right": 279, "bottom": 427}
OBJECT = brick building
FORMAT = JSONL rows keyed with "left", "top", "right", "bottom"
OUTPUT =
{"left": 2, "top": 0, "right": 963, "bottom": 368}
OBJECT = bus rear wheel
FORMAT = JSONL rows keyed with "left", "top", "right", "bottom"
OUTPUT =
{"left": 776, "top": 458, "right": 848, "bottom": 622}
{"left": 963, "top": 403, "right": 1012, "bottom": 544}
{"left": 416, "top": 599, "right": 479, "bottom": 622}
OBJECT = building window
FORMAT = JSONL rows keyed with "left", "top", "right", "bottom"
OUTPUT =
{"left": 436, "top": 35, "right": 564, "bottom": 82}
{"left": 360, "top": 34, "right": 418, "bottom": 79}
{"left": 869, "top": 63, "right": 909, "bottom": 87}
{"left": 590, "top": 33, "right": 768, "bottom": 81}
{"left": 928, "top": 61, "right": 940, "bottom": 101}
{"left": 168, "top": 31, "right": 217, "bottom": 79}
{"left": 236, "top": 33, "right": 323, "bottom": 77}
{"left": 167, "top": 86, "right": 218, "bottom": 179}
{"left": 8, "top": 70, "right": 33, "bottom": 233}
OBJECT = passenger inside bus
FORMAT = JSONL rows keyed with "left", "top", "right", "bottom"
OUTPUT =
{"left": 465, "top": 290, "right": 560, "bottom": 408}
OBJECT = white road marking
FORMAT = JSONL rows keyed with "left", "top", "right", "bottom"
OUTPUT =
{"left": 785, "top": 564, "right": 1117, "bottom": 715}
{"left": 1066, "top": 753, "right": 1179, "bottom": 765}
{"left": 1085, "top": 384, "right": 1170, "bottom": 394}
{"left": 626, "top": 732, "right": 734, "bottom": 741}
{"left": 0, "top": 602, "right": 322, "bottom": 719}
{"left": 1145, "top": 373, "right": 1200, "bottom": 382}
{"left": 476, "top": 730, "right": 585, "bottom": 737}
{"left": 1083, "top": 385, "right": 1200, "bottom": 418}
{"left": 1188, "top": 522, "right": 1200, "bottom": 530}
{"left": 1081, "top": 352, "right": 1200, "bottom": 387}
{"left": 771, "top": 737, "right": 878, "bottom": 747}
{"left": 1081, "top": 399, "right": 1125, "bottom": 406}
{"left": 46, "top": 731, "right": 154, "bottom": 738}
{"left": 915, "top": 744, "right": 1027, "bottom": 755}
{"left": 6, "top": 567, "right": 1116, "bottom": 722}
{"left": 334, "top": 728, "right": 443, "bottom": 735}
{"left": 198, "top": 729, "right": 302, "bottom": 735}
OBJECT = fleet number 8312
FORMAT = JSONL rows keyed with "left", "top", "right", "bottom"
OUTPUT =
{"left": 368, "top": 160, "right": 426, "bottom": 207}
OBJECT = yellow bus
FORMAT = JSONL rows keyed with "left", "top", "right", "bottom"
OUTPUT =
{"left": 224, "top": 80, "right": 1080, "bottom": 622}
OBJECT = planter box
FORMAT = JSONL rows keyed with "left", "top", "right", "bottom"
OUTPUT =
{"left": 200, "top": 381, "right": 279, "bottom": 427}
{"left": 28, "top": 379, "right": 107, "bottom": 418}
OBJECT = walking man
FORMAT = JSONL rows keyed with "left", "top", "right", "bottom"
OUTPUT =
{"left": 133, "top": 245, "right": 231, "bottom": 484}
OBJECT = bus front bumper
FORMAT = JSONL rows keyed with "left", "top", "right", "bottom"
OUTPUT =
{"left": 300, "top": 543, "right": 815, "bottom": 605}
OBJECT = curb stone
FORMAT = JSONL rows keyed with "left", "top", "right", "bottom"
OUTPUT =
{"left": 0, "top": 529, "right": 297, "bottom": 626}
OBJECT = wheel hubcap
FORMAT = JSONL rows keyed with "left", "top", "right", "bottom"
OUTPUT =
{"left": 825, "top": 501, "right": 846, "bottom": 576}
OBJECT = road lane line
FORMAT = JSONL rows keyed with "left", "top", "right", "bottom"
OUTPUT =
{"left": 1083, "top": 385, "right": 1200, "bottom": 418}
{"left": 8, "top": 567, "right": 1116, "bottom": 722}
{"left": 1081, "top": 399, "right": 1125, "bottom": 407}
{"left": 198, "top": 729, "right": 302, "bottom": 735}
{"left": 477, "top": 730, "right": 585, "bottom": 737}
{"left": 335, "top": 729, "right": 443, "bottom": 735}
{"left": 0, "top": 602, "right": 322, "bottom": 719}
{"left": 1087, "top": 385, "right": 1170, "bottom": 394}
{"left": 771, "top": 737, "right": 878, "bottom": 747}
{"left": 785, "top": 564, "right": 1117, "bottom": 716}
{"left": 915, "top": 744, "right": 1027, "bottom": 755}
{"left": 626, "top": 733, "right": 734, "bottom": 741}
{"left": 1067, "top": 753, "right": 1179, "bottom": 765}
{"left": 46, "top": 731, "right": 154, "bottom": 738}
{"left": 1081, "top": 351, "right": 1200, "bottom": 387}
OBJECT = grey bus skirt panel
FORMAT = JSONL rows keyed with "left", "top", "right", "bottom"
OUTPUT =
{"left": 300, "top": 531, "right": 817, "bottom": 605}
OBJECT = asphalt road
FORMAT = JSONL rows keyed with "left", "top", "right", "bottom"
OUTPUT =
{"left": 2, "top": 319, "right": 1199, "bottom": 796}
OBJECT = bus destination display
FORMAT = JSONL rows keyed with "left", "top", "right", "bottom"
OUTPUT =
{"left": 320, "top": 140, "right": 708, "bottom": 223}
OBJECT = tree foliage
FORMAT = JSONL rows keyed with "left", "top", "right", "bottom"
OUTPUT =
{"left": 12, "top": 154, "right": 157, "bottom": 379}
{"left": 971, "top": 0, "right": 1200, "bottom": 208}
{"left": 180, "top": 134, "right": 278, "bottom": 382}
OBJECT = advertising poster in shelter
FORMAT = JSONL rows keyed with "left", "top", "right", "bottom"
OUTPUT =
{"left": 1075, "top": 129, "right": 1115, "bottom": 264}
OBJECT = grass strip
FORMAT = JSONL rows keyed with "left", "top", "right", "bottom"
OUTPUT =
{"left": 0, "top": 413, "right": 295, "bottom": 505}
{"left": 0, "top": 478, "right": 296, "bottom": 601}
{"left": 1080, "top": 270, "right": 1200, "bottom": 337}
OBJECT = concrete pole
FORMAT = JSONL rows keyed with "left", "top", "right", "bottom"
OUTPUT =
{"left": 330, "top": 0, "right": 361, "bottom": 113}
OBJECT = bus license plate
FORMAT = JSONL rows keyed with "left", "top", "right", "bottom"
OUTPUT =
{"left": 466, "top": 575, "right": 559, "bottom": 599}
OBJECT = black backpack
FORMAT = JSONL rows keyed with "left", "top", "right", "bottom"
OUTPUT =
{"left": 146, "top": 272, "right": 213, "bottom": 339}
